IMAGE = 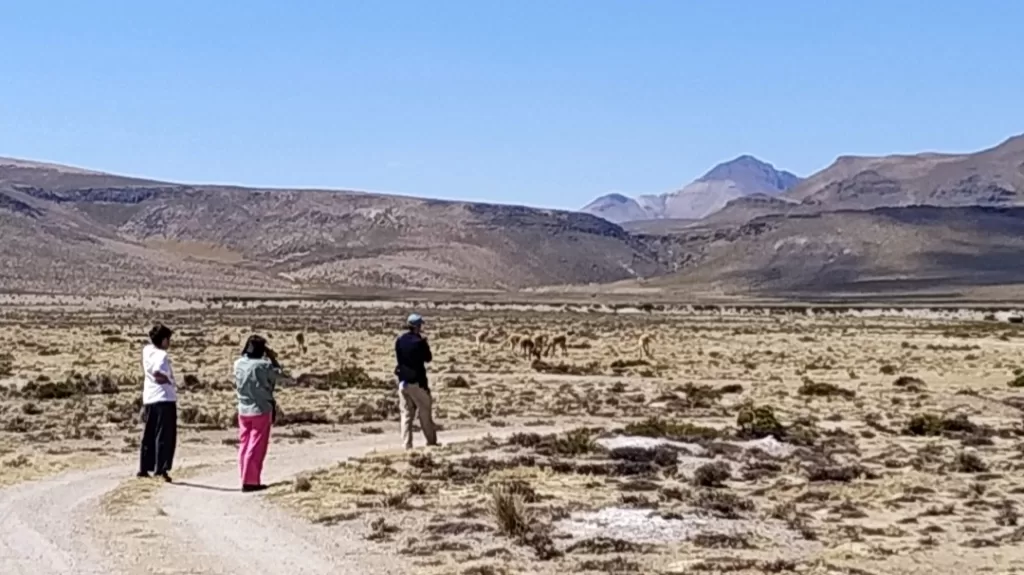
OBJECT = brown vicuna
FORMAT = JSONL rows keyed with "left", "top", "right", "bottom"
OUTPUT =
{"left": 545, "top": 334, "right": 568, "bottom": 357}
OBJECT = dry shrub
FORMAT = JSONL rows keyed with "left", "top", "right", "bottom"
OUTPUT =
{"left": 352, "top": 397, "right": 400, "bottom": 422}
{"left": 692, "top": 461, "right": 731, "bottom": 487}
{"left": 20, "top": 374, "right": 129, "bottom": 400}
{"left": 490, "top": 479, "right": 539, "bottom": 503}
{"left": 741, "top": 460, "right": 783, "bottom": 481}
{"left": 623, "top": 417, "right": 722, "bottom": 442}
{"left": 508, "top": 428, "right": 600, "bottom": 457}
{"left": 1009, "top": 373, "right": 1024, "bottom": 388}
{"left": 679, "top": 382, "right": 726, "bottom": 408}
{"left": 294, "top": 476, "right": 312, "bottom": 492}
{"left": 379, "top": 491, "right": 411, "bottom": 509}
{"left": 461, "top": 567, "right": 506, "bottom": 575}
{"left": 488, "top": 487, "right": 531, "bottom": 538}
{"left": 275, "top": 409, "right": 332, "bottom": 426}
{"left": 806, "top": 464, "right": 867, "bottom": 483}
{"left": 529, "top": 360, "right": 601, "bottom": 376}
{"left": 954, "top": 451, "right": 988, "bottom": 473}
{"left": 408, "top": 452, "right": 437, "bottom": 470}
{"left": 904, "top": 413, "right": 983, "bottom": 437}
{"left": 565, "top": 537, "right": 645, "bottom": 555}
{"left": 0, "top": 353, "right": 13, "bottom": 377}
{"left": 609, "top": 359, "right": 650, "bottom": 370}
{"left": 894, "top": 376, "right": 926, "bottom": 390}
{"left": 735, "top": 404, "right": 785, "bottom": 440}
{"left": 607, "top": 445, "right": 678, "bottom": 467}
{"left": 576, "top": 558, "right": 641, "bottom": 572}
{"left": 445, "top": 375, "right": 472, "bottom": 389}
{"left": 294, "top": 363, "right": 389, "bottom": 390}
{"left": 691, "top": 532, "right": 753, "bottom": 549}
{"left": 996, "top": 500, "right": 1019, "bottom": 526}
{"left": 719, "top": 383, "right": 744, "bottom": 395}
{"left": 693, "top": 489, "right": 755, "bottom": 519}
{"left": 365, "top": 516, "right": 399, "bottom": 541}
{"left": 797, "top": 378, "right": 855, "bottom": 399}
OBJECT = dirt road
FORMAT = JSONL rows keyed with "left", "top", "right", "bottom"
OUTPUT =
{"left": 0, "top": 425, "right": 561, "bottom": 575}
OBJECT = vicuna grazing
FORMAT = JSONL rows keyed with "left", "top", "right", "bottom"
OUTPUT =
{"left": 546, "top": 334, "right": 568, "bottom": 357}
{"left": 639, "top": 333, "right": 654, "bottom": 359}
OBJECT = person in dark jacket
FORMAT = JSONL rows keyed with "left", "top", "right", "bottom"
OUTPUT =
{"left": 394, "top": 313, "right": 437, "bottom": 449}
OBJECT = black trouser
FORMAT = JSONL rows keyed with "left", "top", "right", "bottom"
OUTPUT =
{"left": 139, "top": 401, "right": 177, "bottom": 475}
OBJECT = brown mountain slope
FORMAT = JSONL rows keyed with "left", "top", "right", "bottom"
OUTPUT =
{"left": 782, "top": 134, "right": 1024, "bottom": 209}
{"left": 638, "top": 206, "right": 1024, "bottom": 295}
{"left": 0, "top": 186, "right": 293, "bottom": 295}
{"left": 696, "top": 193, "right": 802, "bottom": 227}
{"left": 0, "top": 163, "right": 669, "bottom": 294}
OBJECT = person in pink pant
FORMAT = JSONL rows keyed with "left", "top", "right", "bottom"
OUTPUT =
{"left": 233, "top": 335, "right": 285, "bottom": 492}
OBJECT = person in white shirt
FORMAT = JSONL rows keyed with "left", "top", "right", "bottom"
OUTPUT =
{"left": 138, "top": 324, "right": 178, "bottom": 482}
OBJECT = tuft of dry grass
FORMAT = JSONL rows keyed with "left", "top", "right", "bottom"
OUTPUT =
{"left": 488, "top": 486, "right": 531, "bottom": 539}
{"left": 293, "top": 476, "right": 312, "bottom": 492}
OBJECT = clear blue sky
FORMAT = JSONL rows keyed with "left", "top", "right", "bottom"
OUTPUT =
{"left": 1, "top": 1, "right": 1021, "bottom": 209}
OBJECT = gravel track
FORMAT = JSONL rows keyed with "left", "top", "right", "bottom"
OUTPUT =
{"left": 0, "top": 425, "right": 562, "bottom": 575}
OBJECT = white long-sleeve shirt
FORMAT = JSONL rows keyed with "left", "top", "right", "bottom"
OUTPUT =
{"left": 142, "top": 344, "right": 177, "bottom": 404}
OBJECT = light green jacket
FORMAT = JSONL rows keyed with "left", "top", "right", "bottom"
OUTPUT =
{"left": 234, "top": 356, "right": 280, "bottom": 417}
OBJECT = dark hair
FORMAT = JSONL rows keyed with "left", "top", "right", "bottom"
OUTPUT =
{"left": 148, "top": 324, "right": 173, "bottom": 347}
{"left": 242, "top": 335, "right": 268, "bottom": 359}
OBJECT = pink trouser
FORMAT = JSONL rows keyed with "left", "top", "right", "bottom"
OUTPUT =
{"left": 238, "top": 412, "right": 272, "bottom": 486}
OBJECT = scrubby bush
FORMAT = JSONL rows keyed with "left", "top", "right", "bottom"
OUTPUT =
{"left": 797, "top": 378, "right": 855, "bottom": 399}
{"left": 806, "top": 464, "right": 867, "bottom": 483}
{"left": 294, "top": 363, "right": 389, "bottom": 390}
{"left": 692, "top": 461, "right": 731, "bottom": 487}
{"left": 954, "top": 451, "right": 988, "bottom": 473}
{"left": 904, "top": 413, "right": 981, "bottom": 437}
{"left": 0, "top": 353, "right": 13, "bottom": 377}
{"left": 20, "top": 373, "right": 129, "bottom": 400}
{"left": 893, "top": 376, "right": 926, "bottom": 391}
{"left": 1009, "top": 372, "right": 1024, "bottom": 388}
{"left": 623, "top": 417, "right": 722, "bottom": 442}
{"left": 735, "top": 404, "right": 785, "bottom": 440}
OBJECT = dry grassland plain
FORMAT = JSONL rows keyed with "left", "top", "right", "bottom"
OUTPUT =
{"left": 1, "top": 297, "right": 1024, "bottom": 574}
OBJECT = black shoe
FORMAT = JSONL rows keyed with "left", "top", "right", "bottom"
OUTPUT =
{"left": 156, "top": 472, "right": 173, "bottom": 483}
{"left": 136, "top": 471, "right": 151, "bottom": 478}
{"left": 242, "top": 484, "right": 268, "bottom": 493}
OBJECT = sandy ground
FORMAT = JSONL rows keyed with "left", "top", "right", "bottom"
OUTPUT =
{"left": 2, "top": 300, "right": 1024, "bottom": 573}
{"left": 0, "top": 424, "right": 565, "bottom": 575}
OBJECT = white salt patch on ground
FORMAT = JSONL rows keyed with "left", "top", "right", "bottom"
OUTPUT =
{"left": 596, "top": 436, "right": 706, "bottom": 456}
{"left": 555, "top": 507, "right": 816, "bottom": 550}
{"left": 731, "top": 436, "right": 796, "bottom": 458}
{"left": 597, "top": 434, "right": 796, "bottom": 459}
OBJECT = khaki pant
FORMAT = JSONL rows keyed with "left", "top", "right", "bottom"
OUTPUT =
{"left": 400, "top": 383, "right": 437, "bottom": 449}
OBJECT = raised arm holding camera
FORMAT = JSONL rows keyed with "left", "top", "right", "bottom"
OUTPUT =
{"left": 234, "top": 335, "right": 285, "bottom": 492}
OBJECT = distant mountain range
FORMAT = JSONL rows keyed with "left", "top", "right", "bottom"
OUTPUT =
{"left": 581, "top": 155, "right": 801, "bottom": 223}
{"left": 584, "top": 135, "right": 1024, "bottom": 227}
{"left": 0, "top": 158, "right": 672, "bottom": 295}
{"left": 2, "top": 133, "right": 1023, "bottom": 300}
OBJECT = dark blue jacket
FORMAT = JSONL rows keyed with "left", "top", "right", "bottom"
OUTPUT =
{"left": 395, "top": 331, "right": 432, "bottom": 390}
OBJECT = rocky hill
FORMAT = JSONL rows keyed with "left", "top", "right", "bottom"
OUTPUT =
{"left": 581, "top": 156, "right": 800, "bottom": 223}
{"left": 635, "top": 206, "right": 1024, "bottom": 296}
{"left": 0, "top": 160, "right": 672, "bottom": 295}
{"left": 784, "top": 134, "right": 1024, "bottom": 210}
